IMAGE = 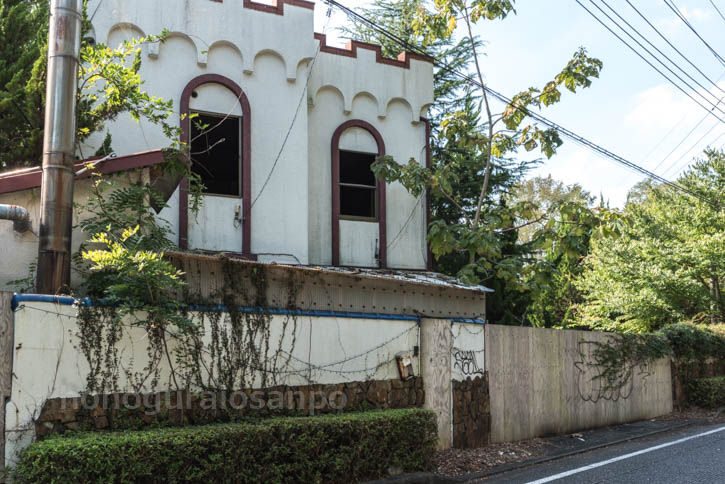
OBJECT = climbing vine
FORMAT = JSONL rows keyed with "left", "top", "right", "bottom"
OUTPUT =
{"left": 174, "top": 260, "right": 300, "bottom": 392}
{"left": 580, "top": 332, "right": 669, "bottom": 394}
{"left": 75, "top": 252, "right": 302, "bottom": 395}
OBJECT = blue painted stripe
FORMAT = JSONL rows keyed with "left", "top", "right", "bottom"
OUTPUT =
{"left": 451, "top": 318, "right": 487, "bottom": 325}
{"left": 11, "top": 294, "right": 90, "bottom": 310}
{"left": 12, "top": 294, "right": 420, "bottom": 321}
{"left": 12, "top": 294, "right": 485, "bottom": 323}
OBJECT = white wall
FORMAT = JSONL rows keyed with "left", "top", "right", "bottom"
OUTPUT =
{"left": 0, "top": 0, "right": 435, "bottom": 291}
{"left": 307, "top": 46, "right": 433, "bottom": 268}
{"left": 84, "top": 0, "right": 316, "bottom": 263}
{"left": 0, "top": 170, "right": 151, "bottom": 291}
{"left": 451, "top": 322, "right": 485, "bottom": 382}
{"left": 4, "top": 301, "right": 420, "bottom": 465}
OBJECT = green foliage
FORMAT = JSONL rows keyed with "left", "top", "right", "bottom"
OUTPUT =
{"left": 578, "top": 150, "right": 725, "bottom": 332}
{"left": 688, "top": 376, "right": 725, "bottom": 408}
{"left": 0, "top": 2, "right": 181, "bottom": 169}
{"left": 73, "top": 170, "right": 191, "bottom": 393}
{"left": 585, "top": 323, "right": 725, "bottom": 394}
{"left": 0, "top": 0, "right": 49, "bottom": 168}
{"left": 585, "top": 332, "right": 670, "bottom": 393}
{"left": 659, "top": 323, "right": 725, "bottom": 362}
{"left": 82, "top": 226, "right": 184, "bottom": 305}
{"left": 524, "top": 199, "right": 608, "bottom": 328}
{"left": 13, "top": 409, "right": 438, "bottom": 483}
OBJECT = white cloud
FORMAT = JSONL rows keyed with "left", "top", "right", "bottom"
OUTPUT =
{"left": 624, "top": 84, "right": 701, "bottom": 137}
{"left": 531, "top": 146, "right": 640, "bottom": 208}
{"left": 654, "top": 4, "right": 714, "bottom": 35}
{"left": 623, "top": 81, "right": 725, "bottom": 170}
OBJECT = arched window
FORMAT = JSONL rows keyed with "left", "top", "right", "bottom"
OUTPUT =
{"left": 179, "top": 74, "right": 251, "bottom": 254}
{"left": 331, "top": 120, "right": 387, "bottom": 268}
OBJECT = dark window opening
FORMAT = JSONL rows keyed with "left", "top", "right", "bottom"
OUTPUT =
{"left": 339, "top": 150, "right": 377, "bottom": 220}
{"left": 190, "top": 112, "right": 241, "bottom": 196}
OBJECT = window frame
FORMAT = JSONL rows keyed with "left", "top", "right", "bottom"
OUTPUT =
{"left": 338, "top": 148, "right": 379, "bottom": 222}
{"left": 189, "top": 109, "right": 244, "bottom": 199}
{"left": 179, "top": 74, "right": 252, "bottom": 255}
{"left": 331, "top": 120, "right": 387, "bottom": 268}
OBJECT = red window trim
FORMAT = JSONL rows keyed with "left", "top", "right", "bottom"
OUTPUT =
{"left": 179, "top": 74, "right": 252, "bottom": 254}
{"left": 331, "top": 120, "right": 387, "bottom": 268}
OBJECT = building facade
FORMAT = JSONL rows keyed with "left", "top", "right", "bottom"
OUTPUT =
{"left": 0, "top": 0, "right": 434, "bottom": 289}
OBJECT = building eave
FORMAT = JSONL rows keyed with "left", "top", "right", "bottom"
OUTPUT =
{"left": 0, "top": 149, "right": 166, "bottom": 195}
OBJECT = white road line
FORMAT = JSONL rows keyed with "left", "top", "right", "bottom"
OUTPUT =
{"left": 525, "top": 425, "right": 725, "bottom": 484}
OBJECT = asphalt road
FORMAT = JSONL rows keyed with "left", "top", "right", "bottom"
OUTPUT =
{"left": 478, "top": 423, "right": 725, "bottom": 484}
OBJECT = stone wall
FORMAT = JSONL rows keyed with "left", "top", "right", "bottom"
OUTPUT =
{"left": 35, "top": 378, "right": 424, "bottom": 438}
{"left": 452, "top": 374, "right": 491, "bottom": 448}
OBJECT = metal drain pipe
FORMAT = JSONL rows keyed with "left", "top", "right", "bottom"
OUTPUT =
{"left": 0, "top": 204, "right": 30, "bottom": 233}
{"left": 36, "top": 0, "right": 83, "bottom": 294}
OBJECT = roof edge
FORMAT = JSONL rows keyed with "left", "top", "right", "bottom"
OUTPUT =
{"left": 0, "top": 149, "right": 166, "bottom": 195}
{"left": 314, "top": 33, "right": 434, "bottom": 69}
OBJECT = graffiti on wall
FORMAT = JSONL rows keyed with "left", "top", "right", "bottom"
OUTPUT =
{"left": 452, "top": 347, "right": 484, "bottom": 377}
{"left": 574, "top": 341, "right": 651, "bottom": 403}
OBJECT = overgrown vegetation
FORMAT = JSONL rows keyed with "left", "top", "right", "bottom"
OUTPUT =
{"left": 583, "top": 323, "right": 725, "bottom": 393}
{"left": 688, "top": 376, "right": 725, "bottom": 409}
{"left": 13, "top": 409, "right": 438, "bottom": 483}
{"left": 578, "top": 151, "right": 724, "bottom": 332}
{"left": 346, "top": 1, "right": 723, "bottom": 335}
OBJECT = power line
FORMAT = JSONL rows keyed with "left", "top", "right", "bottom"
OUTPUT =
{"left": 651, "top": 97, "right": 725, "bottom": 174}
{"left": 322, "top": 0, "right": 719, "bottom": 208}
{"left": 619, "top": 0, "right": 725, "bottom": 174}
{"left": 662, "top": 0, "right": 725, "bottom": 66}
{"left": 576, "top": 0, "right": 725, "bottom": 122}
{"left": 661, "top": 121, "right": 723, "bottom": 176}
{"left": 710, "top": 0, "right": 725, "bottom": 24}
{"left": 625, "top": 0, "right": 725, "bottom": 85}
{"left": 250, "top": 8, "right": 332, "bottom": 208}
{"left": 600, "top": 0, "right": 725, "bottom": 99}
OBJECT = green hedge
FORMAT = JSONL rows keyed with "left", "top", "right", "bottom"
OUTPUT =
{"left": 688, "top": 376, "right": 725, "bottom": 408}
{"left": 659, "top": 324, "right": 725, "bottom": 361}
{"left": 14, "top": 409, "right": 437, "bottom": 483}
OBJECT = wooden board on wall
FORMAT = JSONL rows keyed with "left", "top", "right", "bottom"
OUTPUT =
{"left": 0, "top": 292, "right": 13, "bottom": 474}
{"left": 485, "top": 324, "right": 673, "bottom": 443}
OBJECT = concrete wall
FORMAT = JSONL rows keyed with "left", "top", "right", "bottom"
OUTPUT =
{"left": 485, "top": 325, "right": 673, "bottom": 443}
{"left": 3, "top": 299, "right": 421, "bottom": 465}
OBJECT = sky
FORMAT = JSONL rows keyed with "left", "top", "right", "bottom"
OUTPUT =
{"left": 312, "top": 0, "right": 725, "bottom": 206}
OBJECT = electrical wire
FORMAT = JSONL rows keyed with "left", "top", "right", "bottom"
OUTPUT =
{"left": 710, "top": 0, "right": 725, "bottom": 24}
{"left": 662, "top": 121, "right": 723, "bottom": 176}
{"left": 662, "top": 0, "right": 725, "bottom": 66}
{"left": 322, "top": 0, "right": 720, "bottom": 208}
{"left": 599, "top": 0, "right": 725, "bottom": 100}
{"left": 576, "top": 0, "right": 725, "bottom": 122}
{"left": 250, "top": 7, "right": 333, "bottom": 208}
{"left": 653, "top": 111, "right": 722, "bottom": 174}
{"left": 625, "top": 0, "right": 725, "bottom": 88}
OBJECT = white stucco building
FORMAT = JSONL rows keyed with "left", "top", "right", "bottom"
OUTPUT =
{"left": 0, "top": 0, "right": 435, "bottom": 289}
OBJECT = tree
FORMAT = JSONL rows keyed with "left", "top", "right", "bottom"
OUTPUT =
{"left": 509, "top": 175, "right": 594, "bottom": 243}
{"left": 344, "top": 0, "right": 602, "bottom": 325}
{"left": 343, "top": 0, "right": 536, "bottom": 321}
{"left": 0, "top": 1, "right": 177, "bottom": 169}
{"left": 578, "top": 149, "right": 725, "bottom": 332}
{"left": 0, "top": 0, "right": 49, "bottom": 168}
{"left": 369, "top": 0, "right": 602, "bottom": 287}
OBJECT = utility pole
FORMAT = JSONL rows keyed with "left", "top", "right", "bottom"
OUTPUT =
{"left": 36, "top": 0, "right": 83, "bottom": 294}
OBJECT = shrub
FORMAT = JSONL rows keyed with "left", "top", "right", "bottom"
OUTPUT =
{"left": 14, "top": 409, "right": 437, "bottom": 483}
{"left": 658, "top": 323, "right": 725, "bottom": 361}
{"left": 688, "top": 376, "right": 725, "bottom": 408}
